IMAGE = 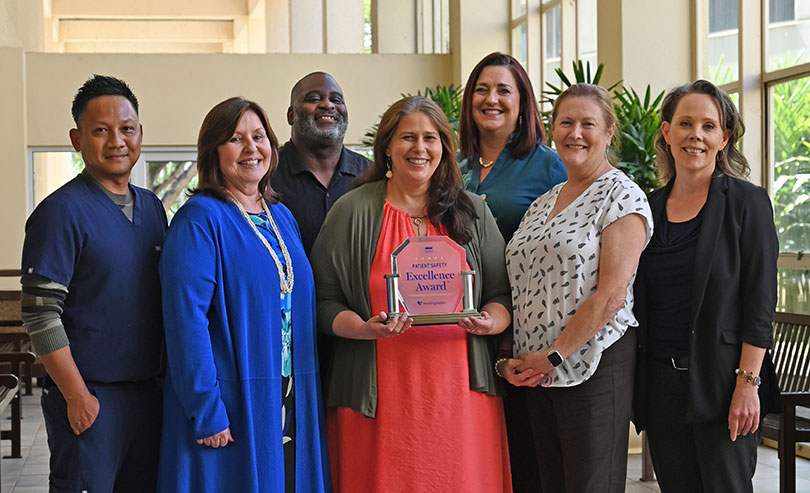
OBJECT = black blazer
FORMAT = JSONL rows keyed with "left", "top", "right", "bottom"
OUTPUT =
{"left": 633, "top": 173, "right": 778, "bottom": 429}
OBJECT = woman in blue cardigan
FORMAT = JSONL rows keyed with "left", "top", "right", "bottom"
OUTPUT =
{"left": 158, "top": 97, "right": 330, "bottom": 492}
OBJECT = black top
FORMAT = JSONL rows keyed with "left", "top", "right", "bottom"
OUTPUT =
{"left": 271, "top": 140, "right": 370, "bottom": 255}
{"left": 643, "top": 206, "right": 704, "bottom": 359}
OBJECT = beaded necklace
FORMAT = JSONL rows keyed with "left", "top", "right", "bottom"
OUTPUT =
{"left": 227, "top": 192, "right": 294, "bottom": 294}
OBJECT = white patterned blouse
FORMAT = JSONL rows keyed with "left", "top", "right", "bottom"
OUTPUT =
{"left": 506, "top": 168, "right": 653, "bottom": 387}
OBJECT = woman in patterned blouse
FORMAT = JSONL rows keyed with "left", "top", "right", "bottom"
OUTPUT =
{"left": 499, "top": 84, "right": 653, "bottom": 492}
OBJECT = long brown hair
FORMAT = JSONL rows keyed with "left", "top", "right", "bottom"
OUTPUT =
{"left": 359, "top": 96, "right": 477, "bottom": 244}
{"left": 190, "top": 97, "right": 280, "bottom": 203}
{"left": 459, "top": 52, "right": 546, "bottom": 160}
{"left": 655, "top": 79, "right": 748, "bottom": 181}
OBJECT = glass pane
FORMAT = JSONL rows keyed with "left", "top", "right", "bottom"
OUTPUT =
{"left": 364, "top": 0, "right": 372, "bottom": 54}
{"left": 147, "top": 160, "right": 198, "bottom": 220}
{"left": 512, "top": 0, "right": 527, "bottom": 18}
{"left": 766, "top": 0, "right": 810, "bottom": 70}
{"left": 32, "top": 151, "right": 83, "bottom": 207}
{"left": 705, "top": 0, "right": 738, "bottom": 84}
{"left": 543, "top": 5, "right": 562, "bottom": 91}
{"left": 512, "top": 23, "right": 528, "bottom": 66}
{"left": 770, "top": 74, "right": 810, "bottom": 253}
{"left": 777, "top": 269, "right": 810, "bottom": 313}
{"left": 577, "top": 0, "right": 597, "bottom": 62}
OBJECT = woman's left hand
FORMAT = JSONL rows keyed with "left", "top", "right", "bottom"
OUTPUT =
{"left": 728, "top": 380, "right": 761, "bottom": 441}
{"left": 513, "top": 351, "right": 554, "bottom": 387}
{"left": 458, "top": 311, "right": 497, "bottom": 335}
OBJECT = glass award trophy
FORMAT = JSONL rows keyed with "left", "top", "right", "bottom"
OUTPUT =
{"left": 384, "top": 236, "right": 482, "bottom": 325}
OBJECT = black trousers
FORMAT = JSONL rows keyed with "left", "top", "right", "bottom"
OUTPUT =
{"left": 525, "top": 329, "right": 636, "bottom": 493}
{"left": 645, "top": 360, "right": 758, "bottom": 493}
{"left": 42, "top": 379, "right": 163, "bottom": 492}
{"left": 504, "top": 385, "right": 542, "bottom": 492}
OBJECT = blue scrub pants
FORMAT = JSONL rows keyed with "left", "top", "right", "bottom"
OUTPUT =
{"left": 42, "top": 378, "right": 162, "bottom": 492}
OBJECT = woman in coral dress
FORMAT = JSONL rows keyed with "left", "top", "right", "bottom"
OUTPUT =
{"left": 311, "top": 96, "right": 512, "bottom": 492}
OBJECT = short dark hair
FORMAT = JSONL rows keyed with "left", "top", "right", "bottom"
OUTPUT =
{"left": 655, "top": 79, "right": 748, "bottom": 181}
{"left": 459, "top": 52, "right": 546, "bottom": 161}
{"left": 190, "top": 97, "right": 280, "bottom": 203}
{"left": 358, "top": 96, "right": 477, "bottom": 244}
{"left": 71, "top": 75, "right": 139, "bottom": 125}
{"left": 289, "top": 71, "right": 334, "bottom": 106}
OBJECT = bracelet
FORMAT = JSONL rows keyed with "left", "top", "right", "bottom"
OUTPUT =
{"left": 494, "top": 358, "right": 509, "bottom": 378}
{"left": 495, "top": 349, "right": 511, "bottom": 360}
{"left": 735, "top": 368, "right": 761, "bottom": 388}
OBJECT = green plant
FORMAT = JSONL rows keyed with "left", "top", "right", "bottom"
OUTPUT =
{"left": 361, "top": 83, "right": 464, "bottom": 149}
{"left": 541, "top": 60, "right": 663, "bottom": 193}
{"left": 613, "top": 86, "right": 664, "bottom": 193}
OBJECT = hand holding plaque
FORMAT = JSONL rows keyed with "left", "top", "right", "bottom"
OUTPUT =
{"left": 384, "top": 236, "right": 483, "bottom": 326}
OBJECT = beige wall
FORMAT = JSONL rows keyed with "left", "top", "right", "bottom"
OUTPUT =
{"left": 25, "top": 53, "right": 453, "bottom": 148}
{"left": 450, "top": 0, "right": 510, "bottom": 87}
{"left": 0, "top": 47, "right": 28, "bottom": 269}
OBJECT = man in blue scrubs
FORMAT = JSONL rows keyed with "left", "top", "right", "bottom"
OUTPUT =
{"left": 21, "top": 75, "right": 167, "bottom": 492}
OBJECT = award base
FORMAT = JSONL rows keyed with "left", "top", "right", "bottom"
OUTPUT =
{"left": 389, "top": 310, "right": 483, "bottom": 326}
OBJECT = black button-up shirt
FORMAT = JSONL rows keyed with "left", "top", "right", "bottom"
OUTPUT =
{"left": 272, "top": 140, "right": 370, "bottom": 256}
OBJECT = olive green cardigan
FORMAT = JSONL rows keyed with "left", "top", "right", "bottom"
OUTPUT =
{"left": 310, "top": 179, "right": 511, "bottom": 418}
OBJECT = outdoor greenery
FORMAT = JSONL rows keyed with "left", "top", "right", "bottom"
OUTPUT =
{"left": 362, "top": 83, "right": 464, "bottom": 148}
{"left": 771, "top": 70, "right": 810, "bottom": 313}
{"left": 541, "top": 60, "right": 664, "bottom": 193}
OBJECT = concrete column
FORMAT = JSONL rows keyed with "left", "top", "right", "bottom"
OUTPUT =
{"left": 739, "top": 0, "right": 764, "bottom": 186}
{"left": 290, "top": 0, "right": 323, "bottom": 53}
{"left": 598, "top": 0, "right": 693, "bottom": 97}
{"left": 450, "top": 0, "right": 509, "bottom": 86}
{"left": 324, "top": 0, "right": 364, "bottom": 53}
{"left": 376, "top": 0, "right": 416, "bottom": 54}
{"left": 265, "top": 0, "right": 291, "bottom": 53}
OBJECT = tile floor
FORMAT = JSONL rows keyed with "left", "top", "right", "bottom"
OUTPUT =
{"left": 1, "top": 388, "right": 809, "bottom": 492}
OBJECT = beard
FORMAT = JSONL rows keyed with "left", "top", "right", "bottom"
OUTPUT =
{"left": 293, "top": 106, "right": 348, "bottom": 146}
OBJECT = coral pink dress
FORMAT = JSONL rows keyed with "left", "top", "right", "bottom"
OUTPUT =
{"left": 327, "top": 202, "right": 512, "bottom": 492}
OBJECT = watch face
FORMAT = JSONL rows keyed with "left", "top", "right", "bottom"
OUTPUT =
{"left": 548, "top": 350, "right": 563, "bottom": 367}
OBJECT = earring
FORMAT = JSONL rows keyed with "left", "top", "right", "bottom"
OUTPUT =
{"left": 519, "top": 114, "right": 523, "bottom": 126}
{"left": 385, "top": 156, "right": 393, "bottom": 179}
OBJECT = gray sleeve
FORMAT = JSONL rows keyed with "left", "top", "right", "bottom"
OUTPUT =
{"left": 20, "top": 273, "right": 70, "bottom": 355}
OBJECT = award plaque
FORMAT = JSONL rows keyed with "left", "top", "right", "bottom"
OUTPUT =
{"left": 384, "top": 236, "right": 482, "bottom": 325}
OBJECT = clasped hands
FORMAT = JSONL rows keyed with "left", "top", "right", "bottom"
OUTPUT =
{"left": 499, "top": 351, "right": 554, "bottom": 388}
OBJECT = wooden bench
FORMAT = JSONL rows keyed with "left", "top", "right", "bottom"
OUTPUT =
{"left": 0, "top": 289, "right": 39, "bottom": 395}
{"left": 0, "top": 373, "right": 20, "bottom": 483}
{"left": 0, "top": 352, "right": 34, "bottom": 458}
{"left": 761, "top": 311, "right": 810, "bottom": 493}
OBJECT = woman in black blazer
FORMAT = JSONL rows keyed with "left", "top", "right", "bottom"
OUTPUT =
{"left": 633, "top": 80, "right": 778, "bottom": 492}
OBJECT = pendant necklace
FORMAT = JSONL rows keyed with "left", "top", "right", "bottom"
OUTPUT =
{"left": 479, "top": 156, "right": 495, "bottom": 168}
{"left": 411, "top": 215, "right": 428, "bottom": 236}
{"left": 227, "top": 192, "right": 294, "bottom": 294}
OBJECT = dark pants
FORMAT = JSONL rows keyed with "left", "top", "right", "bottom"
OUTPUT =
{"left": 504, "top": 386, "right": 542, "bottom": 492}
{"left": 645, "top": 360, "right": 758, "bottom": 493}
{"left": 42, "top": 379, "right": 163, "bottom": 493}
{"left": 525, "top": 329, "right": 635, "bottom": 493}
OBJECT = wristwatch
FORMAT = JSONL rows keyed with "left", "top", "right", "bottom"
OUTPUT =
{"left": 547, "top": 347, "right": 564, "bottom": 367}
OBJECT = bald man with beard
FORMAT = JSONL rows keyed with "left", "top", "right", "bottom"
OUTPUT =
{"left": 272, "top": 72, "right": 370, "bottom": 256}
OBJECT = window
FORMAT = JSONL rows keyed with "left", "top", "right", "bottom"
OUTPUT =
{"left": 577, "top": 0, "right": 597, "bottom": 70}
{"left": 703, "top": 0, "right": 739, "bottom": 85}
{"left": 510, "top": 0, "right": 529, "bottom": 67}
{"left": 543, "top": 4, "right": 562, "bottom": 91}
{"left": 30, "top": 149, "right": 196, "bottom": 220}
{"left": 766, "top": 0, "right": 810, "bottom": 70}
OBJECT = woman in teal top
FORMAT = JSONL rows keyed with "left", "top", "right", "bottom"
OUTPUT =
{"left": 458, "top": 52, "right": 566, "bottom": 492}
{"left": 459, "top": 52, "right": 566, "bottom": 241}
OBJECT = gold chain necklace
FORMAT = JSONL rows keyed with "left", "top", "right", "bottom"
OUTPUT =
{"left": 411, "top": 215, "right": 428, "bottom": 236}
{"left": 227, "top": 192, "right": 294, "bottom": 294}
{"left": 479, "top": 156, "right": 495, "bottom": 168}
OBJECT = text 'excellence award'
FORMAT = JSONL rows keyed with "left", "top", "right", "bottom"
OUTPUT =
{"left": 385, "top": 236, "right": 482, "bottom": 326}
